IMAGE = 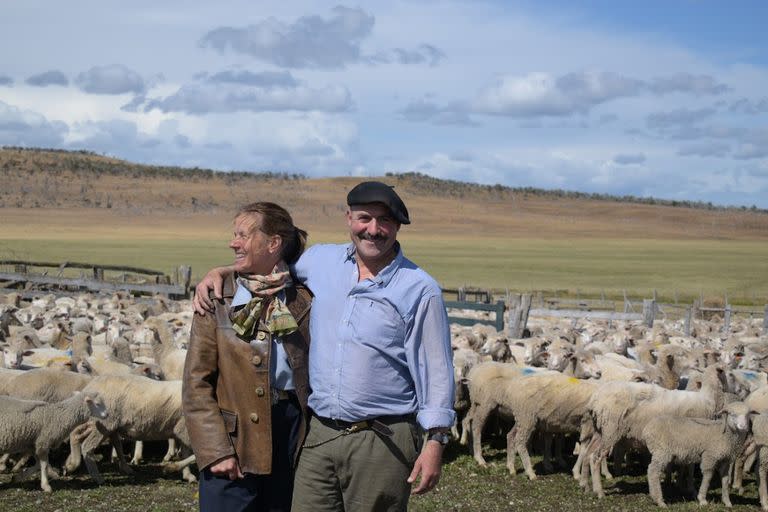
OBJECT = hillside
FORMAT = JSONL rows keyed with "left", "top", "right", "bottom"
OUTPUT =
{"left": 2, "top": 147, "right": 767, "bottom": 242}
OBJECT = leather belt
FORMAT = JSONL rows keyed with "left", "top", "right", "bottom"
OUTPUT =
{"left": 315, "top": 413, "right": 415, "bottom": 438}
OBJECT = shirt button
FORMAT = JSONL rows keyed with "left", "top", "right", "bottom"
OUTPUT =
{"left": 255, "top": 387, "right": 265, "bottom": 397}
{"left": 257, "top": 331, "right": 267, "bottom": 341}
{"left": 251, "top": 355, "right": 263, "bottom": 366}
{"left": 249, "top": 413, "right": 259, "bottom": 423}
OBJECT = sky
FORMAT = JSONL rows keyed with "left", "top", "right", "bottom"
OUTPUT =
{"left": 1, "top": 1, "right": 767, "bottom": 208}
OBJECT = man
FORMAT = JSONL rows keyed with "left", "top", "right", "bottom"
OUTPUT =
{"left": 194, "top": 181, "right": 455, "bottom": 511}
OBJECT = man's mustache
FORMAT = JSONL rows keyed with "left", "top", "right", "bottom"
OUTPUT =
{"left": 357, "top": 232, "right": 387, "bottom": 241}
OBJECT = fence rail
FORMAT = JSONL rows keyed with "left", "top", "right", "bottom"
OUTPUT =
{"left": 0, "top": 260, "right": 191, "bottom": 298}
{"left": 441, "top": 287, "right": 768, "bottom": 336}
{"left": 444, "top": 300, "right": 505, "bottom": 332}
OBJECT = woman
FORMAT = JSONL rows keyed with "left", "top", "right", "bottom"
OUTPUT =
{"left": 183, "top": 202, "right": 312, "bottom": 511}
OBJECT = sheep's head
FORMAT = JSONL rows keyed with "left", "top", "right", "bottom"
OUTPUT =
{"left": 720, "top": 402, "right": 750, "bottom": 434}
{"left": 83, "top": 391, "right": 109, "bottom": 420}
{"left": 1, "top": 344, "right": 33, "bottom": 369}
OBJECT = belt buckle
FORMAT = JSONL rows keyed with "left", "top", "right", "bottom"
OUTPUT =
{"left": 344, "top": 421, "right": 369, "bottom": 434}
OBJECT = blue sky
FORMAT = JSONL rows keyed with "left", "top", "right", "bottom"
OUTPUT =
{"left": 1, "top": 1, "right": 767, "bottom": 207}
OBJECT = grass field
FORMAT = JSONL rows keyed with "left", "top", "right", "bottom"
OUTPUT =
{"left": 0, "top": 441, "right": 762, "bottom": 512}
{"left": 2, "top": 148, "right": 768, "bottom": 303}
{"left": 2, "top": 236, "right": 767, "bottom": 303}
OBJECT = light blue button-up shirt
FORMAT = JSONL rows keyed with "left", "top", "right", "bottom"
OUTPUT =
{"left": 231, "top": 285, "right": 294, "bottom": 391}
{"left": 292, "top": 242, "right": 455, "bottom": 430}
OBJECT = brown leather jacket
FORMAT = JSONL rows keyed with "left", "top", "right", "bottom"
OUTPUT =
{"left": 182, "top": 275, "right": 312, "bottom": 474}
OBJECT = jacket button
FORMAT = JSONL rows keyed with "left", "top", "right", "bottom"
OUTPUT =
{"left": 255, "top": 387, "right": 265, "bottom": 397}
{"left": 251, "top": 355, "right": 263, "bottom": 366}
{"left": 249, "top": 413, "right": 259, "bottom": 423}
{"left": 257, "top": 331, "right": 267, "bottom": 340}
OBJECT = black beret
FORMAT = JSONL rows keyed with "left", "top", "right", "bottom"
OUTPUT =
{"left": 346, "top": 181, "right": 410, "bottom": 225}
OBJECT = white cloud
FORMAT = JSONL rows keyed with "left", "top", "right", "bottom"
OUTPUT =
{"left": 0, "top": 100, "right": 68, "bottom": 146}
{"left": 143, "top": 73, "right": 352, "bottom": 114}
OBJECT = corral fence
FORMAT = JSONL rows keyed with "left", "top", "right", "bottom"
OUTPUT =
{"left": 0, "top": 260, "right": 192, "bottom": 299}
{"left": 443, "top": 287, "right": 768, "bottom": 337}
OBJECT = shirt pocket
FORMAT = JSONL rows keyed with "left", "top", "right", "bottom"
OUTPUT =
{"left": 350, "top": 297, "right": 405, "bottom": 350}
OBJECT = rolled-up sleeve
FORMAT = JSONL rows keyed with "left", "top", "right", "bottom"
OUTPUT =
{"left": 406, "top": 294, "right": 456, "bottom": 430}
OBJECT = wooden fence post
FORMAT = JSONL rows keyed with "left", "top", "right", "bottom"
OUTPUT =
{"left": 93, "top": 267, "right": 104, "bottom": 281}
{"left": 723, "top": 304, "right": 732, "bottom": 333}
{"left": 493, "top": 301, "right": 506, "bottom": 332}
{"left": 507, "top": 294, "right": 531, "bottom": 338}
{"left": 178, "top": 265, "right": 192, "bottom": 296}
{"left": 684, "top": 306, "right": 692, "bottom": 336}
{"left": 643, "top": 299, "right": 656, "bottom": 327}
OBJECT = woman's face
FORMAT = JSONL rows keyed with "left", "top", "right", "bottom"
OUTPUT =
{"left": 229, "top": 213, "right": 278, "bottom": 275}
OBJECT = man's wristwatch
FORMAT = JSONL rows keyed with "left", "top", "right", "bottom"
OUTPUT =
{"left": 427, "top": 428, "right": 450, "bottom": 446}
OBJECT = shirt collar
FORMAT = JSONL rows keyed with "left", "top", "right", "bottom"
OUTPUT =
{"left": 231, "top": 283, "right": 253, "bottom": 307}
{"left": 344, "top": 241, "right": 403, "bottom": 287}
{"left": 232, "top": 282, "right": 286, "bottom": 307}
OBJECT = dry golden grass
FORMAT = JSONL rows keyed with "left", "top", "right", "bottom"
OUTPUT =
{"left": 2, "top": 148, "right": 767, "bottom": 299}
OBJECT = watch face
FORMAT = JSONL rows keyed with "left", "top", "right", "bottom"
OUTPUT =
{"left": 430, "top": 432, "right": 449, "bottom": 445}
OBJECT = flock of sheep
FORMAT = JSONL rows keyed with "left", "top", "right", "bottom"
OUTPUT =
{"left": 2, "top": 288, "right": 768, "bottom": 510}
{"left": 452, "top": 308, "right": 768, "bottom": 508}
{"left": 0, "top": 291, "right": 195, "bottom": 492}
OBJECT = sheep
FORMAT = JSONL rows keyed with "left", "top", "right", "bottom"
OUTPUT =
{"left": 7, "top": 327, "right": 44, "bottom": 349}
{"left": 35, "top": 320, "right": 70, "bottom": 349}
{"left": 0, "top": 391, "right": 107, "bottom": 492}
{"left": 465, "top": 350, "right": 600, "bottom": 480}
{"left": 583, "top": 364, "right": 727, "bottom": 497}
{"left": 146, "top": 322, "right": 186, "bottom": 380}
{"left": 729, "top": 369, "right": 768, "bottom": 399}
{"left": 451, "top": 347, "right": 484, "bottom": 440}
{"left": 75, "top": 358, "right": 164, "bottom": 380}
{"left": 752, "top": 414, "right": 768, "bottom": 510}
{"left": 642, "top": 401, "right": 751, "bottom": 508}
{"left": 0, "top": 368, "right": 92, "bottom": 402}
{"left": 19, "top": 346, "right": 74, "bottom": 369}
{"left": 71, "top": 332, "right": 93, "bottom": 366}
{"left": 1, "top": 344, "right": 34, "bottom": 369}
{"left": 67, "top": 375, "right": 196, "bottom": 484}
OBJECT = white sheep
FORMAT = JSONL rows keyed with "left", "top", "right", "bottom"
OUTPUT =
{"left": 0, "top": 391, "right": 107, "bottom": 492}
{"left": 465, "top": 350, "right": 600, "bottom": 480}
{"left": 752, "top": 414, "right": 768, "bottom": 510}
{"left": 583, "top": 364, "right": 727, "bottom": 497}
{"left": 1, "top": 344, "right": 33, "bottom": 369}
{"left": 0, "top": 367, "right": 92, "bottom": 402}
{"left": 642, "top": 401, "right": 751, "bottom": 508}
{"left": 145, "top": 320, "right": 186, "bottom": 380}
{"left": 67, "top": 375, "right": 195, "bottom": 484}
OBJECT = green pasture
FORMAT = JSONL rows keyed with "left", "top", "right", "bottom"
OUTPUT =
{"left": 1, "top": 237, "right": 766, "bottom": 304}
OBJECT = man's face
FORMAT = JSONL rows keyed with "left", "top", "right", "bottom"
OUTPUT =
{"left": 347, "top": 203, "right": 400, "bottom": 263}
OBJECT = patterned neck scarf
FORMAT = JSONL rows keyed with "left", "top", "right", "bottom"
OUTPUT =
{"left": 231, "top": 261, "right": 298, "bottom": 338}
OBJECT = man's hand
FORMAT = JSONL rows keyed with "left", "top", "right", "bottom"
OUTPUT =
{"left": 209, "top": 456, "right": 243, "bottom": 480}
{"left": 192, "top": 266, "right": 231, "bottom": 315}
{"left": 407, "top": 440, "right": 444, "bottom": 494}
